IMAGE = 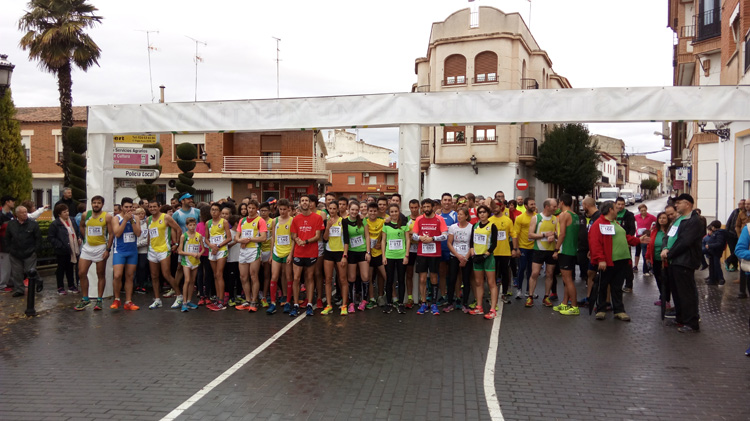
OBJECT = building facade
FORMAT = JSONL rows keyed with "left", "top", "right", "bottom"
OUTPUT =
{"left": 592, "top": 134, "right": 629, "bottom": 189}
{"left": 17, "top": 107, "right": 330, "bottom": 206}
{"left": 413, "top": 6, "right": 571, "bottom": 200}
{"left": 326, "top": 160, "right": 398, "bottom": 201}
{"left": 324, "top": 129, "right": 394, "bottom": 167}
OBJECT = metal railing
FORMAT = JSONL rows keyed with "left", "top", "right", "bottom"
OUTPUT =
{"left": 442, "top": 76, "right": 467, "bottom": 86}
{"left": 473, "top": 73, "right": 498, "bottom": 83}
{"left": 472, "top": 136, "right": 496, "bottom": 143}
{"left": 519, "top": 137, "right": 537, "bottom": 157}
{"left": 679, "top": 25, "right": 695, "bottom": 38}
{"left": 521, "top": 78, "right": 539, "bottom": 90}
{"left": 694, "top": 8, "right": 721, "bottom": 42}
{"left": 223, "top": 156, "right": 325, "bottom": 173}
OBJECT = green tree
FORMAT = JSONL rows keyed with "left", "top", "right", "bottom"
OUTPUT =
{"left": 18, "top": 0, "right": 102, "bottom": 188}
{"left": 175, "top": 143, "right": 197, "bottom": 196}
{"left": 641, "top": 178, "right": 660, "bottom": 195}
{"left": 135, "top": 142, "right": 163, "bottom": 202}
{"left": 0, "top": 89, "right": 33, "bottom": 202}
{"left": 535, "top": 123, "right": 600, "bottom": 197}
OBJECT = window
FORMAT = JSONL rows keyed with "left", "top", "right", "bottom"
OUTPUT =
{"left": 173, "top": 133, "right": 206, "bottom": 161}
{"left": 474, "top": 51, "right": 498, "bottom": 83}
{"left": 386, "top": 174, "right": 395, "bottom": 185}
{"left": 33, "top": 189, "right": 44, "bottom": 208}
{"left": 347, "top": 176, "right": 355, "bottom": 185}
{"left": 443, "top": 126, "right": 466, "bottom": 144}
{"left": 474, "top": 126, "right": 497, "bottom": 143}
{"left": 194, "top": 189, "right": 213, "bottom": 203}
{"left": 55, "top": 134, "right": 63, "bottom": 163}
{"left": 21, "top": 135, "right": 31, "bottom": 163}
{"left": 369, "top": 175, "right": 377, "bottom": 185}
{"left": 444, "top": 54, "right": 467, "bottom": 86}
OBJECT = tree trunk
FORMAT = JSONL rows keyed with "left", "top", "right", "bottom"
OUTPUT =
{"left": 57, "top": 60, "right": 73, "bottom": 188}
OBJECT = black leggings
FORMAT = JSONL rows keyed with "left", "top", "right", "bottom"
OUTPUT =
{"left": 494, "top": 256, "right": 511, "bottom": 295}
{"left": 448, "top": 256, "right": 472, "bottom": 305}
{"left": 55, "top": 254, "right": 76, "bottom": 289}
{"left": 224, "top": 261, "right": 239, "bottom": 299}
{"left": 385, "top": 258, "right": 406, "bottom": 304}
{"left": 196, "top": 255, "right": 215, "bottom": 297}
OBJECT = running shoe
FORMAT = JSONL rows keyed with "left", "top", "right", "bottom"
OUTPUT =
{"left": 261, "top": 298, "right": 269, "bottom": 308}
{"left": 181, "top": 304, "right": 189, "bottom": 312}
{"left": 515, "top": 290, "right": 524, "bottom": 300}
{"left": 469, "top": 306, "right": 484, "bottom": 316}
{"left": 149, "top": 299, "right": 163, "bottom": 309}
{"left": 500, "top": 295, "right": 511, "bottom": 305}
{"left": 622, "top": 287, "right": 633, "bottom": 293}
{"left": 235, "top": 296, "right": 247, "bottom": 305}
{"left": 171, "top": 297, "right": 183, "bottom": 309}
{"left": 525, "top": 297, "right": 534, "bottom": 308}
{"left": 198, "top": 297, "right": 207, "bottom": 306}
{"left": 348, "top": 303, "right": 356, "bottom": 313}
{"left": 430, "top": 304, "right": 440, "bottom": 315}
{"left": 382, "top": 304, "right": 392, "bottom": 314}
{"left": 227, "top": 298, "right": 238, "bottom": 307}
{"left": 94, "top": 299, "right": 103, "bottom": 311}
{"left": 74, "top": 299, "right": 91, "bottom": 311}
{"left": 443, "top": 304, "right": 455, "bottom": 313}
{"left": 283, "top": 302, "right": 291, "bottom": 313}
{"left": 340, "top": 306, "right": 348, "bottom": 316}
{"left": 397, "top": 304, "right": 406, "bottom": 314}
{"left": 377, "top": 295, "right": 386, "bottom": 307}
{"left": 406, "top": 296, "right": 414, "bottom": 308}
{"left": 577, "top": 297, "right": 588, "bottom": 308}
{"left": 248, "top": 303, "right": 259, "bottom": 312}
{"left": 68, "top": 286, "right": 80, "bottom": 294}
{"left": 468, "top": 300, "right": 477, "bottom": 309}
{"left": 552, "top": 303, "right": 569, "bottom": 312}
{"left": 316, "top": 299, "right": 324, "bottom": 309}
{"left": 484, "top": 310, "right": 497, "bottom": 320}
{"left": 163, "top": 289, "right": 176, "bottom": 298}
{"left": 595, "top": 312, "right": 606, "bottom": 320}
{"left": 266, "top": 303, "right": 277, "bottom": 314}
{"left": 542, "top": 296, "right": 553, "bottom": 307}
{"left": 123, "top": 302, "right": 140, "bottom": 311}
{"left": 235, "top": 302, "right": 251, "bottom": 311}
{"left": 462, "top": 306, "right": 471, "bottom": 314}
{"left": 321, "top": 305, "right": 333, "bottom": 315}
{"left": 505, "top": 289, "right": 512, "bottom": 296}
{"left": 110, "top": 299, "right": 121, "bottom": 310}
{"left": 549, "top": 293, "right": 559, "bottom": 301}
{"left": 186, "top": 302, "right": 198, "bottom": 309}
{"left": 358, "top": 300, "right": 367, "bottom": 311}
{"left": 290, "top": 305, "right": 299, "bottom": 317}
{"left": 437, "top": 295, "right": 448, "bottom": 306}
{"left": 58, "top": 287, "right": 67, "bottom": 295}
{"left": 560, "top": 306, "right": 580, "bottom": 316}
{"left": 366, "top": 298, "right": 376, "bottom": 310}
{"left": 209, "top": 302, "right": 226, "bottom": 311}
{"left": 745, "top": 345, "right": 750, "bottom": 356}
{"left": 306, "top": 304, "right": 314, "bottom": 316}
{"left": 416, "top": 303, "right": 427, "bottom": 315}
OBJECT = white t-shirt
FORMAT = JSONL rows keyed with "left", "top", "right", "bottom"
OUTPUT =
{"left": 448, "top": 223, "right": 473, "bottom": 257}
{"left": 227, "top": 229, "right": 241, "bottom": 263}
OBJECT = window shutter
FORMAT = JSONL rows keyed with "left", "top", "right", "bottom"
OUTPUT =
{"left": 444, "top": 55, "right": 467, "bottom": 79}
{"left": 261, "top": 135, "right": 282, "bottom": 152}
{"left": 475, "top": 51, "right": 497, "bottom": 80}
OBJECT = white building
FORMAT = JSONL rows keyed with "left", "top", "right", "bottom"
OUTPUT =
{"left": 594, "top": 151, "right": 618, "bottom": 198}
{"left": 324, "top": 129, "right": 394, "bottom": 167}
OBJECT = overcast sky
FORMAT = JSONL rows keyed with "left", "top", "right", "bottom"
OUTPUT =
{"left": 1, "top": 0, "right": 674, "bottom": 162}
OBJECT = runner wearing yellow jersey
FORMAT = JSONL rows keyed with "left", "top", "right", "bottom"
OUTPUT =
{"left": 489, "top": 199, "right": 514, "bottom": 304}
{"left": 234, "top": 200, "right": 267, "bottom": 312}
{"left": 527, "top": 198, "right": 558, "bottom": 308}
{"left": 258, "top": 202, "right": 273, "bottom": 307}
{"left": 405, "top": 199, "right": 421, "bottom": 307}
{"left": 176, "top": 217, "right": 203, "bottom": 312}
{"left": 74, "top": 196, "right": 113, "bottom": 311}
{"left": 267, "top": 199, "right": 294, "bottom": 315}
{"left": 512, "top": 198, "right": 537, "bottom": 300}
{"left": 366, "top": 202, "right": 386, "bottom": 309}
{"left": 146, "top": 201, "right": 183, "bottom": 309}
{"left": 322, "top": 201, "right": 346, "bottom": 315}
{"left": 205, "top": 203, "right": 232, "bottom": 311}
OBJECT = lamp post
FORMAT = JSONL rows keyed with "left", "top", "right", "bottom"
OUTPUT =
{"left": 0, "top": 54, "right": 15, "bottom": 96}
{"left": 470, "top": 155, "right": 478, "bottom": 174}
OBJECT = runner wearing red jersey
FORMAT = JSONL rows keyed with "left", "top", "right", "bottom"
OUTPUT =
{"left": 413, "top": 199, "right": 448, "bottom": 315}
{"left": 290, "top": 196, "right": 325, "bottom": 317}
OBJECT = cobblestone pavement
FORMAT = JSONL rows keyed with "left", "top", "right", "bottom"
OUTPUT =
{"left": 1, "top": 263, "right": 748, "bottom": 420}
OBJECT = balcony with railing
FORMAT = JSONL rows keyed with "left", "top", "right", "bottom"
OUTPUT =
{"left": 521, "top": 78, "right": 539, "bottom": 90}
{"left": 472, "top": 73, "right": 498, "bottom": 84}
{"left": 442, "top": 75, "right": 467, "bottom": 86}
{"left": 223, "top": 156, "right": 327, "bottom": 175}
{"left": 518, "top": 137, "right": 537, "bottom": 165}
{"left": 693, "top": 8, "right": 721, "bottom": 42}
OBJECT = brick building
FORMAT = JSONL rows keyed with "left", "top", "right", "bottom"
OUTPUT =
{"left": 326, "top": 160, "right": 398, "bottom": 201}
{"left": 15, "top": 106, "right": 330, "bottom": 206}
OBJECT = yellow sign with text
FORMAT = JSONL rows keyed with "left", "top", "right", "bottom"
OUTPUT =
{"left": 113, "top": 134, "right": 157, "bottom": 144}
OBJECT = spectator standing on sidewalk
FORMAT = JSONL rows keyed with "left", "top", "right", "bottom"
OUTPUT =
{"left": 733, "top": 223, "right": 750, "bottom": 355}
{"left": 633, "top": 204, "right": 656, "bottom": 275}
{"left": 4, "top": 206, "right": 42, "bottom": 297}
{"left": 0, "top": 195, "right": 16, "bottom": 292}
{"left": 48, "top": 204, "right": 81, "bottom": 294}
{"left": 54, "top": 187, "right": 79, "bottom": 219}
{"left": 661, "top": 194, "right": 703, "bottom": 333}
{"left": 614, "top": 197, "right": 636, "bottom": 293}
{"left": 725, "top": 199, "right": 744, "bottom": 272}
{"left": 704, "top": 220, "right": 726, "bottom": 286}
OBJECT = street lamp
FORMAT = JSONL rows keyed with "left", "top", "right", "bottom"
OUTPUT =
{"left": 0, "top": 54, "right": 15, "bottom": 96}
{"left": 200, "top": 148, "right": 211, "bottom": 170}
{"left": 470, "top": 155, "right": 478, "bottom": 174}
{"left": 697, "top": 121, "right": 730, "bottom": 141}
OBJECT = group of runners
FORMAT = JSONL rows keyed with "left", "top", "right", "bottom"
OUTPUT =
{"left": 65, "top": 189, "right": 660, "bottom": 321}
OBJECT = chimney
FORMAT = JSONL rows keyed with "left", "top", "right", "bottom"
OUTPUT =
{"left": 159, "top": 85, "right": 165, "bottom": 103}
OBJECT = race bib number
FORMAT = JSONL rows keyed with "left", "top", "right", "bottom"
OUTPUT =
{"left": 149, "top": 228, "right": 159, "bottom": 238}
{"left": 599, "top": 224, "right": 616, "bottom": 236}
{"left": 421, "top": 242, "right": 436, "bottom": 254}
{"left": 474, "top": 233, "right": 487, "bottom": 245}
{"left": 388, "top": 239, "right": 403, "bottom": 250}
{"left": 370, "top": 239, "right": 378, "bottom": 248}
{"left": 241, "top": 229, "right": 254, "bottom": 239}
{"left": 497, "top": 231, "right": 507, "bottom": 241}
{"left": 276, "top": 235, "right": 290, "bottom": 246}
{"left": 187, "top": 244, "right": 200, "bottom": 253}
{"left": 123, "top": 232, "right": 136, "bottom": 243}
{"left": 329, "top": 226, "right": 341, "bottom": 237}
{"left": 210, "top": 235, "right": 223, "bottom": 245}
{"left": 455, "top": 243, "right": 469, "bottom": 255}
{"left": 88, "top": 226, "right": 102, "bottom": 237}
{"left": 668, "top": 225, "right": 678, "bottom": 237}
{"left": 350, "top": 235, "right": 364, "bottom": 248}
{"left": 409, "top": 242, "right": 418, "bottom": 253}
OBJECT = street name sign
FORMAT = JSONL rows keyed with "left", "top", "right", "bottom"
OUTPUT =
{"left": 113, "top": 147, "right": 160, "bottom": 166}
{"left": 113, "top": 134, "right": 157, "bottom": 144}
{"left": 113, "top": 169, "right": 160, "bottom": 179}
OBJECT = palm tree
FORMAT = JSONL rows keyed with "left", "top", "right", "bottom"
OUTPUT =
{"left": 18, "top": 0, "right": 102, "bottom": 189}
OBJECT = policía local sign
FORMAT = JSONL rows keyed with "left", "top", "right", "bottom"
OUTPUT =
{"left": 113, "top": 134, "right": 157, "bottom": 144}
{"left": 113, "top": 147, "right": 160, "bottom": 166}
{"left": 112, "top": 169, "right": 160, "bottom": 179}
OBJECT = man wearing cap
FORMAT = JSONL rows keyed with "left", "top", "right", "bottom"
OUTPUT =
{"left": 266, "top": 197, "right": 278, "bottom": 217}
{"left": 660, "top": 193, "right": 703, "bottom": 333}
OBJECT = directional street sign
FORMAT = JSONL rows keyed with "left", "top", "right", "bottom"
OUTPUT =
{"left": 113, "top": 147, "right": 160, "bottom": 166}
{"left": 113, "top": 134, "right": 157, "bottom": 144}
{"left": 112, "top": 169, "right": 160, "bottom": 179}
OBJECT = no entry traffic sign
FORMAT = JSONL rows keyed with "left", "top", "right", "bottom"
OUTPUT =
{"left": 516, "top": 179, "right": 528, "bottom": 191}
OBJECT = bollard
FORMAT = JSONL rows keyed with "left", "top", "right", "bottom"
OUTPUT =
{"left": 24, "top": 269, "right": 41, "bottom": 317}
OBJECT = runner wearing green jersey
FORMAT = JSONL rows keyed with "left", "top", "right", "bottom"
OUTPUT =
{"left": 553, "top": 194, "right": 580, "bottom": 316}
{"left": 381, "top": 204, "right": 411, "bottom": 314}
{"left": 343, "top": 201, "right": 371, "bottom": 313}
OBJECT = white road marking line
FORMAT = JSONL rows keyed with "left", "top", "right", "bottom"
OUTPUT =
{"left": 483, "top": 302, "right": 505, "bottom": 421}
{"left": 161, "top": 314, "right": 307, "bottom": 421}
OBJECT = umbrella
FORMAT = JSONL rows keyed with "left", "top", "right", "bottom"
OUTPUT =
{"left": 588, "top": 270, "right": 602, "bottom": 315}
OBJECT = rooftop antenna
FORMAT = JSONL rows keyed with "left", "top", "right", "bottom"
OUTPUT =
{"left": 137, "top": 30, "right": 159, "bottom": 102}
{"left": 272, "top": 36, "right": 281, "bottom": 98}
{"left": 185, "top": 35, "right": 207, "bottom": 101}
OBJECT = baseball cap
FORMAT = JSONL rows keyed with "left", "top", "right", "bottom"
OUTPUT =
{"left": 179, "top": 193, "right": 193, "bottom": 201}
{"left": 266, "top": 197, "right": 277, "bottom": 204}
{"left": 675, "top": 193, "right": 694, "bottom": 204}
